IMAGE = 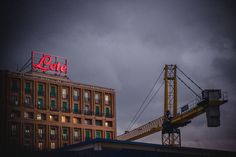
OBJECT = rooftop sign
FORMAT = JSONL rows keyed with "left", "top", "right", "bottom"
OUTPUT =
{"left": 31, "top": 51, "right": 68, "bottom": 76}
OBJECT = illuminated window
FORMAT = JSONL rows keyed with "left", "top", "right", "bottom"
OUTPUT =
{"left": 73, "top": 117, "right": 81, "bottom": 124}
{"left": 50, "top": 142, "right": 56, "bottom": 149}
{"left": 105, "top": 121, "right": 112, "bottom": 127}
{"left": 37, "top": 114, "right": 42, "bottom": 120}
{"left": 61, "top": 116, "right": 65, "bottom": 123}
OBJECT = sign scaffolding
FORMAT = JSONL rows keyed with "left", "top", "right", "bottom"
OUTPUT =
{"left": 31, "top": 51, "right": 68, "bottom": 77}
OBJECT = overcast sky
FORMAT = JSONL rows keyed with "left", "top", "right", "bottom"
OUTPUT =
{"left": 2, "top": 0, "right": 236, "bottom": 151}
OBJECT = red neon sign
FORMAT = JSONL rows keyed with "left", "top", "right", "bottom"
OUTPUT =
{"left": 32, "top": 51, "right": 68, "bottom": 76}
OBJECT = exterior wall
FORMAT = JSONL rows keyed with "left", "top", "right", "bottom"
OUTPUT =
{"left": 0, "top": 70, "right": 116, "bottom": 151}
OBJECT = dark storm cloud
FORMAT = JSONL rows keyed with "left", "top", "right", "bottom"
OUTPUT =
{"left": 2, "top": 0, "right": 236, "bottom": 151}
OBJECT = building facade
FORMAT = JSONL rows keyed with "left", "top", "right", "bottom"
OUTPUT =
{"left": 0, "top": 70, "right": 116, "bottom": 151}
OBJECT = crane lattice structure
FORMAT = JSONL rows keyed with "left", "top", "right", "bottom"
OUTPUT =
{"left": 117, "top": 64, "right": 228, "bottom": 147}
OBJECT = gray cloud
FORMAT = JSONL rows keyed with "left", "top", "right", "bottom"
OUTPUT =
{"left": 2, "top": 0, "right": 236, "bottom": 151}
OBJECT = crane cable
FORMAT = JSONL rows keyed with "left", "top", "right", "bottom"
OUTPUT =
{"left": 126, "top": 69, "right": 164, "bottom": 131}
{"left": 127, "top": 81, "right": 164, "bottom": 131}
{"left": 176, "top": 75, "right": 201, "bottom": 99}
{"left": 177, "top": 67, "right": 203, "bottom": 91}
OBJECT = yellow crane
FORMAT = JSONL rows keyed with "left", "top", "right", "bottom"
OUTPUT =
{"left": 117, "top": 64, "right": 228, "bottom": 146}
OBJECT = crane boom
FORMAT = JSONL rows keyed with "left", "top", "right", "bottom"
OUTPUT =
{"left": 117, "top": 95, "right": 228, "bottom": 141}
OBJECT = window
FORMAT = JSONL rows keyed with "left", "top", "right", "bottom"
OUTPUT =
{"left": 62, "top": 128, "right": 68, "bottom": 140}
{"left": 37, "top": 98, "right": 44, "bottom": 109}
{"left": 11, "top": 124, "right": 17, "bottom": 136}
{"left": 95, "top": 120, "right": 102, "bottom": 126}
{"left": 25, "top": 82, "right": 31, "bottom": 94}
{"left": 74, "top": 90, "right": 79, "bottom": 101}
{"left": 11, "top": 80, "right": 18, "bottom": 92}
{"left": 24, "top": 125, "right": 31, "bottom": 138}
{"left": 24, "top": 112, "right": 29, "bottom": 118}
{"left": 61, "top": 116, "right": 65, "bottom": 123}
{"left": 50, "top": 127, "right": 56, "bottom": 139}
{"left": 50, "top": 142, "right": 56, "bottom": 149}
{"left": 24, "top": 112, "right": 34, "bottom": 119}
{"left": 37, "top": 114, "right": 42, "bottom": 120}
{"left": 105, "top": 107, "right": 111, "bottom": 117}
{"left": 36, "top": 113, "right": 46, "bottom": 120}
{"left": 38, "top": 84, "right": 44, "bottom": 96}
{"left": 38, "top": 142, "right": 43, "bottom": 150}
{"left": 95, "top": 106, "right": 100, "bottom": 116}
{"left": 105, "top": 121, "right": 112, "bottom": 127}
{"left": 38, "top": 126, "right": 45, "bottom": 139}
{"left": 62, "top": 88, "right": 67, "bottom": 99}
{"left": 95, "top": 130, "right": 102, "bottom": 139}
{"left": 10, "top": 110, "right": 20, "bottom": 119}
{"left": 84, "top": 105, "right": 91, "bottom": 115}
{"left": 10, "top": 95, "right": 18, "bottom": 106}
{"left": 84, "top": 91, "right": 90, "bottom": 102}
{"left": 73, "top": 117, "right": 81, "bottom": 124}
{"left": 105, "top": 131, "right": 112, "bottom": 139}
{"left": 74, "top": 129, "right": 81, "bottom": 141}
{"left": 50, "top": 100, "right": 56, "bottom": 110}
{"left": 85, "top": 129, "right": 91, "bottom": 140}
{"left": 50, "top": 115, "right": 59, "bottom": 121}
{"left": 50, "top": 85, "right": 56, "bottom": 97}
{"left": 62, "top": 102, "right": 68, "bottom": 112}
{"left": 105, "top": 95, "right": 109, "bottom": 104}
{"left": 74, "top": 103, "right": 79, "bottom": 113}
{"left": 84, "top": 119, "right": 92, "bottom": 125}
{"left": 24, "top": 97, "right": 31, "bottom": 106}
{"left": 95, "top": 93, "right": 100, "bottom": 104}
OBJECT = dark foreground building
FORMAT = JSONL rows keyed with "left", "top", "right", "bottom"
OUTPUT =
{"left": 4, "top": 139, "right": 236, "bottom": 157}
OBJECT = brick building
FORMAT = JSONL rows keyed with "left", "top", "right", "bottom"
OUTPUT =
{"left": 0, "top": 70, "right": 116, "bottom": 151}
